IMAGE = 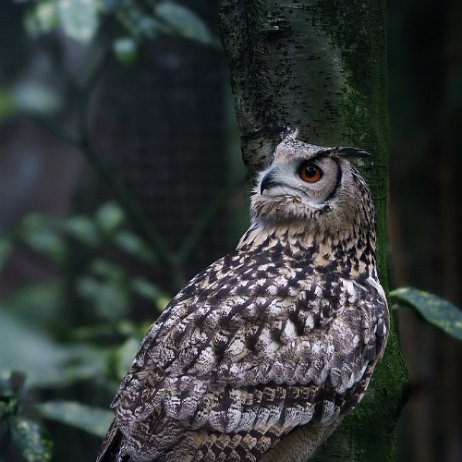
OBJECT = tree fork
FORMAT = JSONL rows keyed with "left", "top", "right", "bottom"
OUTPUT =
{"left": 218, "top": 1, "right": 408, "bottom": 461}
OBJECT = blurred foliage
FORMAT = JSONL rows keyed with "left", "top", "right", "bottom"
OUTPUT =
{"left": 0, "top": 0, "right": 232, "bottom": 293}
{"left": 0, "top": 80, "right": 63, "bottom": 122}
{"left": 20, "top": 0, "right": 222, "bottom": 73}
{"left": 36, "top": 401, "right": 113, "bottom": 438}
{"left": 1, "top": 0, "right": 219, "bottom": 120}
{"left": 0, "top": 200, "right": 167, "bottom": 368}
{"left": 0, "top": 202, "right": 167, "bottom": 460}
{"left": 391, "top": 288, "right": 462, "bottom": 342}
{"left": 0, "top": 2, "right": 229, "bottom": 457}
{"left": 21, "top": 0, "right": 220, "bottom": 48}
{"left": 0, "top": 373, "right": 52, "bottom": 462}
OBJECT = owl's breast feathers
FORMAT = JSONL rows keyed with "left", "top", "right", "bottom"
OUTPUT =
{"left": 98, "top": 233, "right": 388, "bottom": 462}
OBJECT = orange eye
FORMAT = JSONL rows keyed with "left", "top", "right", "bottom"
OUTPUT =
{"left": 299, "top": 162, "right": 322, "bottom": 183}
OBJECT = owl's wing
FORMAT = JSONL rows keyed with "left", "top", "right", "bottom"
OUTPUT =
{"left": 99, "top": 256, "right": 388, "bottom": 461}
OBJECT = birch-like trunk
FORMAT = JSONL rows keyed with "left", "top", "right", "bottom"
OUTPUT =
{"left": 218, "top": 1, "right": 407, "bottom": 460}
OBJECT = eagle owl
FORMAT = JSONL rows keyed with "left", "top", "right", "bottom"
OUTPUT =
{"left": 97, "top": 133, "right": 389, "bottom": 462}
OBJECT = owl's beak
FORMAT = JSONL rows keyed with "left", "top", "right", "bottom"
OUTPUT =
{"left": 260, "top": 170, "right": 283, "bottom": 194}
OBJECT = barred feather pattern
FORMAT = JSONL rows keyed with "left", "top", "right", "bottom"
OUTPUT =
{"left": 97, "top": 140, "right": 389, "bottom": 462}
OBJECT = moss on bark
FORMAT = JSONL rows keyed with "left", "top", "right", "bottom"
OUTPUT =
{"left": 219, "top": 1, "right": 408, "bottom": 460}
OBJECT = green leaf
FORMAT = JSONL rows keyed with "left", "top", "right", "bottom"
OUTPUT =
{"left": 131, "top": 277, "right": 161, "bottom": 301}
{"left": 113, "top": 230, "right": 155, "bottom": 263}
{"left": 113, "top": 37, "right": 138, "bottom": 67}
{"left": 130, "top": 277, "right": 169, "bottom": 310}
{"left": 21, "top": 213, "right": 66, "bottom": 262}
{"left": 0, "top": 239, "right": 13, "bottom": 271}
{"left": 57, "top": 0, "right": 99, "bottom": 43}
{"left": 0, "top": 311, "right": 108, "bottom": 387}
{"left": 65, "top": 216, "right": 100, "bottom": 246}
{"left": 89, "top": 259, "right": 124, "bottom": 281}
{"left": 116, "top": 319, "right": 138, "bottom": 337}
{"left": 155, "top": 1, "right": 217, "bottom": 46}
{"left": 101, "top": 0, "right": 120, "bottom": 13}
{"left": 391, "top": 287, "right": 462, "bottom": 341}
{"left": 22, "top": 213, "right": 53, "bottom": 229}
{"left": 61, "top": 345, "right": 109, "bottom": 383}
{"left": 138, "top": 15, "right": 161, "bottom": 39}
{"left": 77, "top": 276, "right": 129, "bottom": 320}
{"left": 0, "top": 372, "right": 22, "bottom": 418}
{"left": 96, "top": 202, "right": 125, "bottom": 233}
{"left": 24, "top": 0, "right": 58, "bottom": 38}
{"left": 0, "top": 371, "right": 24, "bottom": 398}
{"left": 0, "top": 88, "right": 17, "bottom": 121}
{"left": 7, "top": 282, "right": 63, "bottom": 325}
{"left": 23, "top": 228, "right": 66, "bottom": 262}
{"left": 9, "top": 416, "right": 53, "bottom": 462}
{"left": 13, "top": 82, "right": 63, "bottom": 116}
{"left": 0, "top": 309, "right": 71, "bottom": 387}
{"left": 36, "top": 401, "right": 113, "bottom": 438}
{"left": 0, "top": 397, "right": 18, "bottom": 420}
{"left": 112, "top": 1, "right": 161, "bottom": 40}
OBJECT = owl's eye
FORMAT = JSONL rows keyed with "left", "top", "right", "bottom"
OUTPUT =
{"left": 298, "top": 162, "right": 323, "bottom": 183}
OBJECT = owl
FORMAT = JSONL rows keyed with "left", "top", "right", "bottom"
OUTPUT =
{"left": 97, "top": 132, "right": 389, "bottom": 462}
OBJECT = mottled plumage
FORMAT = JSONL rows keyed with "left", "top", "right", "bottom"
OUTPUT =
{"left": 97, "top": 133, "right": 389, "bottom": 462}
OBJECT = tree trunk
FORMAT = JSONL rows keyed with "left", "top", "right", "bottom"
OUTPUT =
{"left": 218, "top": 1, "right": 408, "bottom": 461}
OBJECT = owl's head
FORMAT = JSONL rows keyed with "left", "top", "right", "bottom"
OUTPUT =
{"left": 250, "top": 133, "right": 375, "bottom": 240}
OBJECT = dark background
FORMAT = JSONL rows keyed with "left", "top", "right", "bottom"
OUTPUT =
{"left": 0, "top": 1, "right": 461, "bottom": 461}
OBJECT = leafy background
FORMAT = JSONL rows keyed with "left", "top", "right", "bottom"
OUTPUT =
{"left": 0, "top": 1, "right": 461, "bottom": 461}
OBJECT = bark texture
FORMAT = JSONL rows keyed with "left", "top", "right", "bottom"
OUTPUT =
{"left": 218, "top": 1, "right": 407, "bottom": 460}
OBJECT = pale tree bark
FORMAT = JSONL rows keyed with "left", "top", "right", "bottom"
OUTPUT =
{"left": 218, "top": 1, "right": 408, "bottom": 461}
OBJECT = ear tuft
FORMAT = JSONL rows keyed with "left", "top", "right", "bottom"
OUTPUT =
{"left": 265, "top": 126, "right": 299, "bottom": 141}
{"left": 282, "top": 127, "right": 299, "bottom": 141}
{"left": 336, "top": 147, "right": 370, "bottom": 159}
